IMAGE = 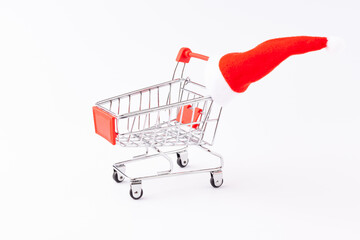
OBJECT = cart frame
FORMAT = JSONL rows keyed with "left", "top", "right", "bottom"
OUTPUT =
{"left": 93, "top": 48, "right": 224, "bottom": 199}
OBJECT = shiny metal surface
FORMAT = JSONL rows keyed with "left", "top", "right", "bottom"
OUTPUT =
{"left": 112, "top": 145, "right": 223, "bottom": 182}
{"left": 96, "top": 62, "right": 224, "bottom": 198}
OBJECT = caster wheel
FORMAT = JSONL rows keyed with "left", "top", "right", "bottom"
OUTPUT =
{"left": 130, "top": 189, "right": 143, "bottom": 200}
{"left": 210, "top": 177, "right": 223, "bottom": 188}
{"left": 210, "top": 171, "right": 223, "bottom": 188}
{"left": 176, "top": 151, "right": 189, "bottom": 168}
{"left": 113, "top": 170, "right": 124, "bottom": 183}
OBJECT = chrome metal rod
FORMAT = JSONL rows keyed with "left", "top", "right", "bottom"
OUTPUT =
{"left": 96, "top": 78, "right": 186, "bottom": 105}
{"left": 117, "top": 97, "right": 211, "bottom": 119}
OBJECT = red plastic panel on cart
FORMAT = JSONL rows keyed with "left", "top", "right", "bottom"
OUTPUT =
{"left": 93, "top": 106, "right": 117, "bottom": 145}
{"left": 176, "top": 105, "right": 202, "bottom": 129}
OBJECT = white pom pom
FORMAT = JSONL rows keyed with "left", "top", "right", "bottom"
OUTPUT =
{"left": 326, "top": 36, "right": 345, "bottom": 53}
{"left": 204, "top": 55, "right": 237, "bottom": 106}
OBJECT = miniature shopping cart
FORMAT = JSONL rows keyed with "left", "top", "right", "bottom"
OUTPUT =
{"left": 93, "top": 48, "right": 223, "bottom": 199}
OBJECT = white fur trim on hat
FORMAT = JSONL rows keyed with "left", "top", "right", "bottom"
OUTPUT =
{"left": 204, "top": 55, "right": 237, "bottom": 106}
{"left": 326, "top": 36, "right": 345, "bottom": 53}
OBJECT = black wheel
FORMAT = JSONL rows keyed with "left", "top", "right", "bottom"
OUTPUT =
{"left": 129, "top": 189, "right": 143, "bottom": 200}
{"left": 112, "top": 170, "right": 124, "bottom": 183}
{"left": 210, "top": 176, "right": 223, "bottom": 188}
{"left": 176, "top": 153, "right": 189, "bottom": 168}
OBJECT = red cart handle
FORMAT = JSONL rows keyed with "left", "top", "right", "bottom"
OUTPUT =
{"left": 176, "top": 47, "right": 209, "bottom": 63}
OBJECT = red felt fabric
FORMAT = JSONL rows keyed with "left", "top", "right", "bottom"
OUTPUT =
{"left": 219, "top": 36, "right": 328, "bottom": 93}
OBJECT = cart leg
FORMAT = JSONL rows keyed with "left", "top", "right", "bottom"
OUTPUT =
{"left": 210, "top": 170, "right": 223, "bottom": 188}
{"left": 130, "top": 180, "right": 143, "bottom": 200}
{"left": 176, "top": 150, "right": 189, "bottom": 168}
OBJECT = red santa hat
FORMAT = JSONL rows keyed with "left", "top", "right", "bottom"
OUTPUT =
{"left": 204, "top": 36, "right": 333, "bottom": 105}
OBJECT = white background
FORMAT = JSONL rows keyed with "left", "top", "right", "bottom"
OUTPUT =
{"left": 1, "top": 0, "right": 359, "bottom": 239}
